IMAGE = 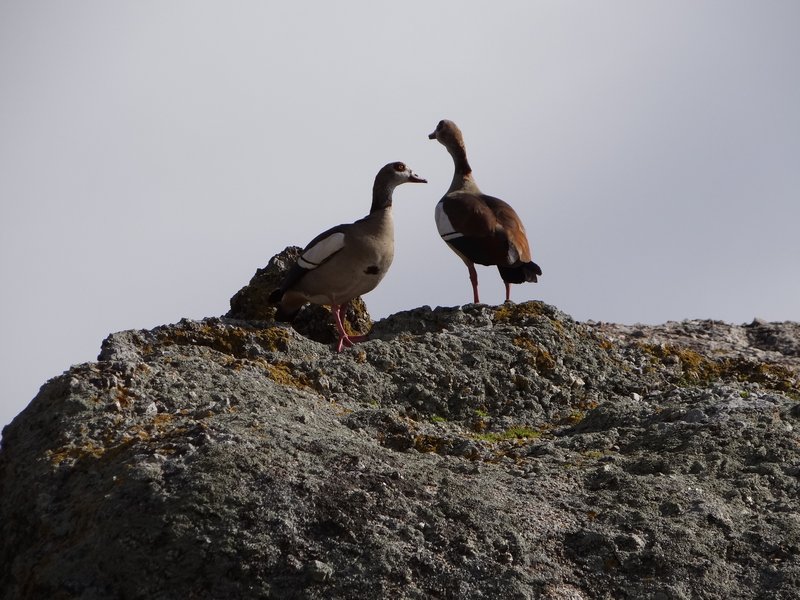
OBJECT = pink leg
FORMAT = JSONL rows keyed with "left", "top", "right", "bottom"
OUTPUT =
{"left": 467, "top": 262, "right": 480, "bottom": 304}
{"left": 331, "top": 303, "right": 367, "bottom": 352}
{"left": 345, "top": 333, "right": 369, "bottom": 343}
{"left": 331, "top": 304, "right": 351, "bottom": 352}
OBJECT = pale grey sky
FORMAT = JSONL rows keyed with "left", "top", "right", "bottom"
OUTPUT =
{"left": 2, "top": 1, "right": 799, "bottom": 431}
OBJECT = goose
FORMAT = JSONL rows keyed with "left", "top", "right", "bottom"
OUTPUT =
{"left": 428, "top": 119, "right": 541, "bottom": 303}
{"left": 269, "top": 161, "right": 426, "bottom": 352}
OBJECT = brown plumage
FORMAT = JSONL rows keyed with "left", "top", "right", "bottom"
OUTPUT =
{"left": 429, "top": 119, "right": 541, "bottom": 303}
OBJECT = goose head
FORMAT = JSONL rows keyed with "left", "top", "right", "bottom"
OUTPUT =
{"left": 378, "top": 161, "right": 427, "bottom": 189}
{"left": 428, "top": 119, "right": 465, "bottom": 150}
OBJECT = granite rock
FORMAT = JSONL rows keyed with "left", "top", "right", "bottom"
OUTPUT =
{"left": 2, "top": 278, "right": 799, "bottom": 598}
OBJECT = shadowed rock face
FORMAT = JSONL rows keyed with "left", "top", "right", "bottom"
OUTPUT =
{"left": 1, "top": 280, "right": 799, "bottom": 598}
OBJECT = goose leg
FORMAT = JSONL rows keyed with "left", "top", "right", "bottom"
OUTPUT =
{"left": 467, "top": 262, "right": 480, "bottom": 304}
{"left": 504, "top": 281, "right": 512, "bottom": 303}
{"left": 331, "top": 304, "right": 352, "bottom": 352}
{"left": 331, "top": 303, "right": 367, "bottom": 352}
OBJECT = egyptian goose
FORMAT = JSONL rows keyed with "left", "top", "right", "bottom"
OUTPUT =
{"left": 269, "top": 162, "right": 426, "bottom": 352}
{"left": 428, "top": 119, "right": 542, "bottom": 303}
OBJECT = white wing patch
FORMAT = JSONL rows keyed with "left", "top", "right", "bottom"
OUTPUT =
{"left": 298, "top": 232, "right": 345, "bottom": 269}
{"left": 435, "top": 201, "right": 463, "bottom": 241}
{"left": 507, "top": 243, "right": 520, "bottom": 265}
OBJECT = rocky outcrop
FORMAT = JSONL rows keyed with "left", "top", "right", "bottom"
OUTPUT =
{"left": 1, "top": 257, "right": 799, "bottom": 599}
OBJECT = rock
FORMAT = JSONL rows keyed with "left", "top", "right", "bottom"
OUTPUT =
{"left": 306, "top": 560, "right": 334, "bottom": 582}
{"left": 2, "top": 265, "right": 800, "bottom": 598}
{"left": 227, "top": 245, "right": 302, "bottom": 321}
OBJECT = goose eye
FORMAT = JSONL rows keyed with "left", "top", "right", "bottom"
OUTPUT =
{"left": 394, "top": 163, "right": 405, "bottom": 172}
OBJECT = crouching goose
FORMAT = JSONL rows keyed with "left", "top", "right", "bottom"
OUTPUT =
{"left": 269, "top": 162, "right": 426, "bottom": 352}
{"left": 428, "top": 119, "right": 542, "bottom": 303}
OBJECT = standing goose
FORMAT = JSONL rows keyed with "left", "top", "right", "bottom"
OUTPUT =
{"left": 269, "top": 161, "right": 426, "bottom": 352}
{"left": 428, "top": 119, "right": 541, "bottom": 303}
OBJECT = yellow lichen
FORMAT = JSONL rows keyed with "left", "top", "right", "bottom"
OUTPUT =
{"left": 45, "top": 408, "right": 199, "bottom": 468}
{"left": 598, "top": 338, "right": 615, "bottom": 351}
{"left": 639, "top": 342, "right": 799, "bottom": 395}
{"left": 47, "top": 441, "right": 107, "bottom": 466}
{"left": 158, "top": 324, "right": 291, "bottom": 358}
{"left": 494, "top": 301, "right": 548, "bottom": 323}
{"left": 413, "top": 434, "right": 448, "bottom": 453}
{"left": 513, "top": 336, "right": 556, "bottom": 371}
{"left": 263, "top": 361, "right": 311, "bottom": 390}
{"left": 474, "top": 426, "right": 541, "bottom": 443}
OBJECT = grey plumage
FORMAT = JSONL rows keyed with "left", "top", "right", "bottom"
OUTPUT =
{"left": 270, "top": 161, "right": 426, "bottom": 351}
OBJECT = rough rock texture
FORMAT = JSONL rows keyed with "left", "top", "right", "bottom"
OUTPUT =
{"left": 2, "top": 298, "right": 800, "bottom": 598}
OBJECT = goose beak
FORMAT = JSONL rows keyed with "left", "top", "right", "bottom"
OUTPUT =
{"left": 428, "top": 131, "right": 437, "bottom": 140}
{"left": 409, "top": 173, "right": 427, "bottom": 184}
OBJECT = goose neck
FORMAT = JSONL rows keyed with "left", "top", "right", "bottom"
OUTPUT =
{"left": 446, "top": 142, "right": 479, "bottom": 193}
{"left": 370, "top": 181, "right": 396, "bottom": 213}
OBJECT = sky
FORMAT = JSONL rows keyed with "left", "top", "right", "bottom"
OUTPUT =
{"left": 1, "top": 1, "right": 799, "bottom": 432}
